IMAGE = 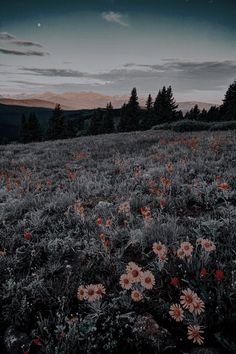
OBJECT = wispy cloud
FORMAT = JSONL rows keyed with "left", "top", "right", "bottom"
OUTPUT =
{"left": 0, "top": 32, "right": 16, "bottom": 40}
{"left": 0, "top": 31, "right": 43, "bottom": 48}
{"left": 0, "top": 48, "right": 48, "bottom": 56}
{"left": 12, "top": 40, "right": 43, "bottom": 48}
{"left": 22, "top": 68, "right": 84, "bottom": 77}
{"left": 101, "top": 11, "right": 129, "bottom": 27}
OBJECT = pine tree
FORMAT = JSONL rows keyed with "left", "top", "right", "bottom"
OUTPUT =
{"left": 46, "top": 104, "right": 66, "bottom": 140}
{"left": 19, "top": 114, "right": 29, "bottom": 143}
{"left": 28, "top": 113, "right": 42, "bottom": 142}
{"left": 88, "top": 109, "right": 104, "bottom": 135}
{"left": 153, "top": 86, "right": 178, "bottom": 125}
{"left": 186, "top": 105, "right": 201, "bottom": 120}
{"left": 140, "top": 94, "right": 154, "bottom": 130}
{"left": 206, "top": 106, "right": 221, "bottom": 122}
{"left": 221, "top": 79, "right": 236, "bottom": 120}
{"left": 118, "top": 88, "right": 140, "bottom": 132}
{"left": 200, "top": 109, "right": 208, "bottom": 121}
{"left": 118, "top": 103, "right": 127, "bottom": 132}
{"left": 102, "top": 102, "right": 114, "bottom": 134}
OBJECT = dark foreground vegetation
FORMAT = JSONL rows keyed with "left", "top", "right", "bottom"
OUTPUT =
{"left": 1, "top": 79, "right": 236, "bottom": 144}
{"left": 0, "top": 130, "right": 235, "bottom": 353}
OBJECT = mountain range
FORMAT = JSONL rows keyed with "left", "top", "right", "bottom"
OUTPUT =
{"left": 0, "top": 92, "right": 218, "bottom": 113}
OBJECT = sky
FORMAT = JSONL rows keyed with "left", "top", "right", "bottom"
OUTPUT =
{"left": 0, "top": 0, "right": 236, "bottom": 103}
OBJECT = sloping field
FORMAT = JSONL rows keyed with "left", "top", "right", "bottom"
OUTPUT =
{"left": 0, "top": 130, "right": 235, "bottom": 353}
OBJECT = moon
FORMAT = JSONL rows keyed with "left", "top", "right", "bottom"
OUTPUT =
{"left": 37, "top": 23, "right": 41, "bottom": 28}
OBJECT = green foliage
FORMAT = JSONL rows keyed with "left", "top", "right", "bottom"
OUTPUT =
{"left": 221, "top": 79, "right": 236, "bottom": 120}
{"left": 153, "top": 86, "right": 179, "bottom": 125}
{"left": 118, "top": 88, "right": 140, "bottom": 132}
{"left": 46, "top": 104, "right": 67, "bottom": 140}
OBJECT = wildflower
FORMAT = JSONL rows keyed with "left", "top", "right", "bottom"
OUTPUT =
{"left": 180, "top": 288, "right": 198, "bottom": 312}
{"left": 131, "top": 290, "right": 143, "bottom": 302}
{"left": 85, "top": 284, "right": 98, "bottom": 302}
{"left": 95, "top": 284, "right": 106, "bottom": 299}
{"left": 160, "top": 176, "right": 172, "bottom": 188}
{"left": 77, "top": 286, "right": 86, "bottom": 301}
{"left": 170, "top": 277, "right": 180, "bottom": 286}
{"left": 180, "top": 241, "right": 194, "bottom": 257}
{"left": 96, "top": 217, "right": 103, "bottom": 225}
{"left": 169, "top": 304, "right": 184, "bottom": 322}
{"left": 118, "top": 202, "right": 130, "bottom": 214}
{"left": 201, "top": 239, "right": 216, "bottom": 252}
{"left": 176, "top": 248, "right": 186, "bottom": 259}
{"left": 158, "top": 254, "right": 168, "bottom": 263}
{"left": 31, "top": 338, "right": 41, "bottom": 346}
{"left": 140, "top": 206, "right": 152, "bottom": 219}
{"left": 187, "top": 325, "right": 204, "bottom": 345}
{"left": 99, "top": 233, "right": 106, "bottom": 241}
{"left": 140, "top": 271, "right": 155, "bottom": 290}
{"left": 192, "top": 298, "right": 205, "bottom": 315}
{"left": 105, "top": 218, "right": 112, "bottom": 228}
{"left": 24, "top": 231, "right": 32, "bottom": 241}
{"left": 152, "top": 242, "right": 167, "bottom": 256}
{"left": 215, "top": 270, "right": 224, "bottom": 281}
{"left": 127, "top": 263, "right": 142, "bottom": 283}
{"left": 120, "top": 274, "right": 133, "bottom": 290}
{"left": 200, "top": 268, "right": 208, "bottom": 277}
{"left": 160, "top": 199, "right": 167, "bottom": 209}
{"left": 217, "top": 182, "right": 230, "bottom": 190}
{"left": 0, "top": 249, "right": 6, "bottom": 257}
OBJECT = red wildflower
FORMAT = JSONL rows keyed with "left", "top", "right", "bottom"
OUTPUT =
{"left": 32, "top": 337, "right": 41, "bottom": 346}
{"left": 96, "top": 217, "right": 103, "bottom": 225}
{"left": 217, "top": 183, "right": 230, "bottom": 190}
{"left": 215, "top": 270, "right": 224, "bottom": 281}
{"left": 170, "top": 277, "right": 180, "bottom": 286}
{"left": 24, "top": 231, "right": 32, "bottom": 241}
{"left": 200, "top": 268, "right": 208, "bottom": 277}
{"left": 160, "top": 199, "right": 166, "bottom": 209}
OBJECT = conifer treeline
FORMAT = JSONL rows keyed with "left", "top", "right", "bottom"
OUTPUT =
{"left": 19, "top": 79, "right": 236, "bottom": 143}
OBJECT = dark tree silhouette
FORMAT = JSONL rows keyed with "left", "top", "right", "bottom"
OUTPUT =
{"left": 102, "top": 102, "right": 115, "bottom": 134}
{"left": 46, "top": 104, "right": 66, "bottom": 140}
{"left": 185, "top": 105, "right": 201, "bottom": 121}
{"left": 88, "top": 108, "right": 104, "bottom": 135}
{"left": 140, "top": 94, "right": 155, "bottom": 130}
{"left": 221, "top": 79, "right": 236, "bottom": 120}
{"left": 118, "top": 88, "right": 140, "bottom": 132}
{"left": 28, "top": 113, "right": 42, "bottom": 142}
{"left": 19, "top": 114, "right": 29, "bottom": 143}
{"left": 206, "top": 106, "right": 221, "bottom": 122}
{"left": 153, "top": 86, "right": 178, "bottom": 124}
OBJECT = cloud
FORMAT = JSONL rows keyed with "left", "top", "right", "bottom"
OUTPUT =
{"left": 0, "top": 32, "right": 16, "bottom": 40}
{"left": 12, "top": 40, "right": 43, "bottom": 48}
{"left": 101, "top": 11, "right": 129, "bottom": 27}
{"left": 0, "top": 48, "right": 48, "bottom": 56}
{"left": 21, "top": 68, "right": 84, "bottom": 77}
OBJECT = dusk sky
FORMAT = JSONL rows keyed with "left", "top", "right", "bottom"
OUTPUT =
{"left": 1, "top": 0, "right": 236, "bottom": 103}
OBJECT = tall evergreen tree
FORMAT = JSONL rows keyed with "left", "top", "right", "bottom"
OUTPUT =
{"left": 19, "top": 114, "right": 29, "bottom": 143}
{"left": 206, "top": 106, "right": 221, "bottom": 122}
{"left": 220, "top": 79, "right": 236, "bottom": 120}
{"left": 46, "top": 104, "right": 66, "bottom": 140}
{"left": 28, "top": 113, "right": 42, "bottom": 142}
{"left": 140, "top": 94, "right": 154, "bottom": 130}
{"left": 102, "top": 102, "right": 114, "bottom": 134}
{"left": 200, "top": 108, "right": 208, "bottom": 121}
{"left": 88, "top": 108, "right": 104, "bottom": 135}
{"left": 153, "top": 86, "right": 178, "bottom": 125}
{"left": 185, "top": 105, "right": 201, "bottom": 120}
{"left": 118, "top": 88, "right": 140, "bottom": 132}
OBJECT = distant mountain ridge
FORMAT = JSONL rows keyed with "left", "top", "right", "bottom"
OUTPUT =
{"left": 0, "top": 92, "right": 219, "bottom": 113}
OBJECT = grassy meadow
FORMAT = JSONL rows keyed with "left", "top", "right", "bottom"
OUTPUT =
{"left": 0, "top": 130, "right": 235, "bottom": 353}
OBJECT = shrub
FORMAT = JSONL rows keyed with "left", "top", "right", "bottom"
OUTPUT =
{"left": 210, "top": 120, "right": 236, "bottom": 131}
